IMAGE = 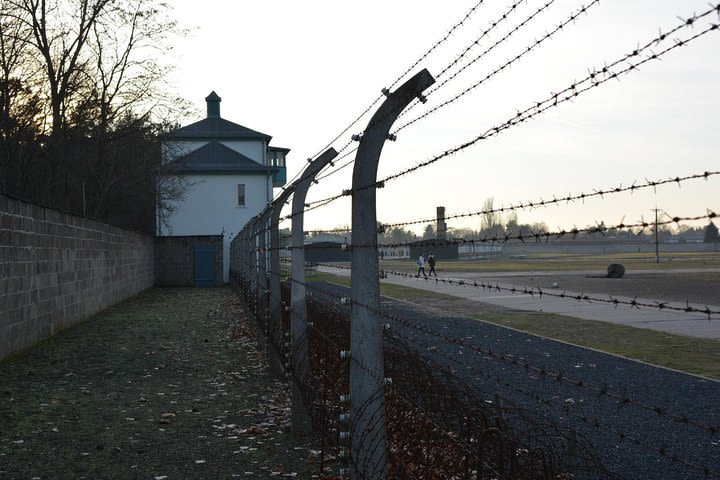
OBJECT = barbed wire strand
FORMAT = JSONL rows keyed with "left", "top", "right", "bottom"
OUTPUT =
{"left": 309, "top": 261, "right": 720, "bottom": 319}
{"left": 234, "top": 258, "right": 719, "bottom": 477}
{"left": 289, "top": 274, "right": 720, "bottom": 435}
{"left": 396, "top": 0, "right": 564, "bottom": 125}
{"left": 436, "top": 0, "right": 534, "bottom": 79}
{"left": 273, "top": 210, "right": 718, "bottom": 254}
{"left": 312, "top": 256, "right": 720, "bottom": 321}
{"left": 281, "top": 0, "right": 490, "bottom": 192}
{"left": 236, "top": 266, "right": 505, "bottom": 478}
{"left": 301, "top": 170, "right": 719, "bottom": 234}
{"left": 382, "top": 170, "right": 720, "bottom": 229}
{"left": 267, "top": 270, "right": 720, "bottom": 438}
{"left": 246, "top": 264, "right": 720, "bottom": 435}
{"left": 395, "top": 0, "right": 601, "bottom": 133}
{"left": 304, "top": 0, "right": 582, "bottom": 202}
{"left": 297, "top": 7, "right": 720, "bottom": 213}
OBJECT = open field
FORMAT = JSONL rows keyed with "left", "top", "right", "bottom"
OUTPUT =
{"left": 361, "top": 252, "right": 720, "bottom": 305}
{"left": 307, "top": 271, "right": 720, "bottom": 379}
{"left": 469, "top": 271, "right": 720, "bottom": 306}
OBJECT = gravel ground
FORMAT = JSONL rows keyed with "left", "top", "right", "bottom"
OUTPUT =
{"left": 0, "top": 288, "right": 321, "bottom": 480}
{"left": 315, "top": 282, "right": 720, "bottom": 480}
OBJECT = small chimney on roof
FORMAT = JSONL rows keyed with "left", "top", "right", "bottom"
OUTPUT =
{"left": 205, "top": 91, "right": 221, "bottom": 118}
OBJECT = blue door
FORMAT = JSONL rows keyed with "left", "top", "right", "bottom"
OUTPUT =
{"left": 193, "top": 245, "right": 215, "bottom": 287}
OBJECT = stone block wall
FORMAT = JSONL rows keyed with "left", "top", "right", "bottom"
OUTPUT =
{"left": 0, "top": 194, "right": 154, "bottom": 361}
{"left": 154, "top": 235, "right": 223, "bottom": 287}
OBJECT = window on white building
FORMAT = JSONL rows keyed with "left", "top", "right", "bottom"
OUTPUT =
{"left": 237, "top": 184, "right": 245, "bottom": 206}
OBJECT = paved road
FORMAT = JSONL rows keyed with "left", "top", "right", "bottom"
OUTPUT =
{"left": 318, "top": 266, "right": 720, "bottom": 339}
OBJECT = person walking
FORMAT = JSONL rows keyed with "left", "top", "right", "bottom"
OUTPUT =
{"left": 417, "top": 253, "right": 426, "bottom": 277}
{"left": 428, "top": 253, "right": 437, "bottom": 277}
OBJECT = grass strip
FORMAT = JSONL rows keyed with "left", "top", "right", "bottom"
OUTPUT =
{"left": 0, "top": 288, "right": 316, "bottom": 479}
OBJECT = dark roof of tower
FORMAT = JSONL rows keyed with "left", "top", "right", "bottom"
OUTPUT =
{"left": 205, "top": 91, "right": 221, "bottom": 102}
{"left": 165, "top": 117, "right": 272, "bottom": 142}
{"left": 166, "top": 141, "right": 277, "bottom": 174}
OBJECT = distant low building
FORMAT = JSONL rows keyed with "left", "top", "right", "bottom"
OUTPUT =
{"left": 408, "top": 239, "right": 459, "bottom": 260}
{"left": 458, "top": 243, "right": 502, "bottom": 259}
{"left": 379, "top": 246, "right": 410, "bottom": 259}
{"left": 305, "top": 241, "right": 352, "bottom": 263}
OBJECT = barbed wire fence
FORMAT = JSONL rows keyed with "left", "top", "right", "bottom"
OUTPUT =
{"left": 229, "top": 3, "right": 720, "bottom": 479}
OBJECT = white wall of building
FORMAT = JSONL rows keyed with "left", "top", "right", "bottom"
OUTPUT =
{"left": 162, "top": 173, "right": 273, "bottom": 282}
{"left": 162, "top": 140, "right": 266, "bottom": 164}
{"left": 222, "top": 140, "right": 266, "bottom": 163}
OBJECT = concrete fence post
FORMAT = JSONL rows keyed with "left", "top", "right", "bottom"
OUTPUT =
{"left": 255, "top": 210, "right": 268, "bottom": 327}
{"left": 268, "top": 187, "right": 296, "bottom": 380}
{"left": 289, "top": 148, "right": 338, "bottom": 435}
{"left": 249, "top": 217, "right": 260, "bottom": 307}
{"left": 237, "top": 222, "right": 249, "bottom": 296}
{"left": 230, "top": 231, "right": 237, "bottom": 288}
{"left": 241, "top": 222, "right": 251, "bottom": 301}
{"left": 257, "top": 208, "right": 284, "bottom": 377}
{"left": 243, "top": 223, "right": 252, "bottom": 298}
{"left": 349, "top": 69, "right": 435, "bottom": 480}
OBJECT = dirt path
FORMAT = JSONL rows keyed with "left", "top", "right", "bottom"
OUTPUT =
{"left": 0, "top": 288, "right": 319, "bottom": 479}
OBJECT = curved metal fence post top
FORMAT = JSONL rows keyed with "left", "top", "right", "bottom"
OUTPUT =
{"left": 288, "top": 147, "right": 338, "bottom": 436}
{"left": 268, "top": 146, "right": 339, "bottom": 227}
{"left": 348, "top": 69, "right": 435, "bottom": 480}
{"left": 291, "top": 148, "right": 340, "bottom": 225}
{"left": 352, "top": 69, "right": 435, "bottom": 186}
{"left": 270, "top": 186, "right": 295, "bottom": 227}
{"left": 259, "top": 207, "right": 272, "bottom": 222}
{"left": 302, "top": 148, "right": 340, "bottom": 186}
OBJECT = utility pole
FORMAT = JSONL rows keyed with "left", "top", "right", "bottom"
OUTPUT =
{"left": 652, "top": 207, "right": 661, "bottom": 263}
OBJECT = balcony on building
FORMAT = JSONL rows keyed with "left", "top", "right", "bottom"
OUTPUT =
{"left": 267, "top": 146, "right": 289, "bottom": 187}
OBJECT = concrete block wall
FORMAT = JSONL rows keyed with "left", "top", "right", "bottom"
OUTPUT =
{"left": 0, "top": 194, "right": 154, "bottom": 361}
{"left": 154, "top": 235, "right": 223, "bottom": 287}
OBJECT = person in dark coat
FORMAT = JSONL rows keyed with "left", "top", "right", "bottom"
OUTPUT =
{"left": 428, "top": 253, "right": 437, "bottom": 277}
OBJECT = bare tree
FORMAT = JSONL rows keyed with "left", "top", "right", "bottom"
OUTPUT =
{"left": 86, "top": 0, "right": 185, "bottom": 132}
{"left": 704, "top": 222, "right": 719, "bottom": 243}
{"left": 479, "top": 197, "right": 503, "bottom": 238}
{"left": 422, "top": 223, "right": 435, "bottom": 240}
{"left": 381, "top": 227, "right": 419, "bottom": 244}
{"left": 447, "top": 227, "right": 477, "bottom": 239}
{"left": 505, "top": 211, "right": 519, "bottom": 235}
{"left": 4, "top": 0, "right": 112, "bottom": 136}
{"left": 0, "top": 3, "right": 43, "bottom": 196}
{"left": 0, "top": 0, "right": 190, "bottom": 233}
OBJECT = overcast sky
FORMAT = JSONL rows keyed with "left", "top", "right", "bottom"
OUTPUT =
{"left": 168, "top": 0, "right": 719, "bottom": 236}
